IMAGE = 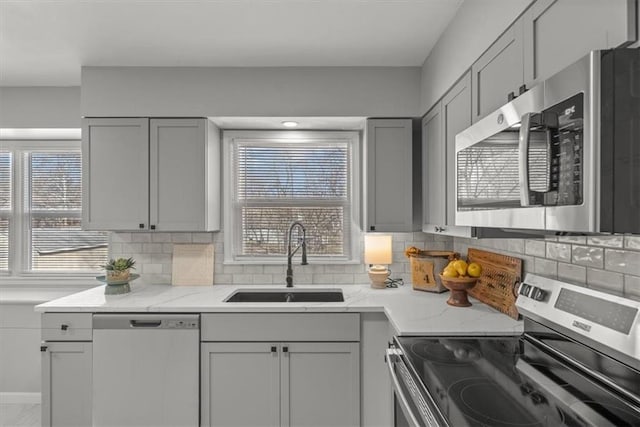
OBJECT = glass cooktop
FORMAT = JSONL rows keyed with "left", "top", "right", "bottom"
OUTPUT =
{"left": 395, "top": 335, "right": 640, "bottom": 427}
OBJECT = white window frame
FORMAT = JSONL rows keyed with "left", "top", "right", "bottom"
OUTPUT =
{"left": 223, "top": 130, "right": 361, "bottom": 264}
{"left": 0, "top": 139, "right": 108, "bottom": 285}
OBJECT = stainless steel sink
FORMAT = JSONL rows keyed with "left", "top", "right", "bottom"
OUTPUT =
{"left": 224, "top": 289, "right": 344, "bottom": 303}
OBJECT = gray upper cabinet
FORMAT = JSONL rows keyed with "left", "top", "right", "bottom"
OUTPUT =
{"left": 82, "top": 118, "right": 220, "bottom": 232}
{"left": 523, "top": 0, "right": 638, "bottom": 87}
{"left": 82, "top": 118, "right": 150, "bottom": 231}
{"left": 471, "top": 19, "right": 524, "bottom": 123}
{"left": 422, "top": 71, "right": 475, "bottom": 237}
{"left": 366, "top": 119, "right": 415, "bottom": 232}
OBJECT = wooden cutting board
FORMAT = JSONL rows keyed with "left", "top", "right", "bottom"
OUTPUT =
{"left": 466, "top": 248, "right": 523, "bottom": 319}
{"left": 171, "top": 244, "right": 214, "bottom": 286}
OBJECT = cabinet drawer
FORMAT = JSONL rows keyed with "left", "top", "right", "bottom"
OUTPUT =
{"left": 201, "top": 313, "right": 360, "bottom": 342}
{"left": 41, "top": 313, "right": 92, "bottom": 341}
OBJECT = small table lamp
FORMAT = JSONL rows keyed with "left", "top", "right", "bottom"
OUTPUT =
{"left": 364, "top": 234, "right": 392, "bottom": 289}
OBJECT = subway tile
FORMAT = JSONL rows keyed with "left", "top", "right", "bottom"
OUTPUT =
{"left": 506, "top": 239, "right": 525, "bottom": 254}
{"left": 222, "top": 265, "right": 246, "bottom": 274}
{"left": 151, "top": 253, "right": 172, "bottom": 264}
{"left": 312, "top": 273, "right": 334, "bottom": 284}
{"left": 586, "top": 235, "right": 623, "bottom": 248}
{"left": 544, "top": 235, "right": 558, "bottom": 242}
{"left": 109, "top": 243, "right": 122, "bottom": 255}
{"left": 546, "top": 242, "right": 571, "bottom": 262}
{"left": 214, "top": 274, "right": 233, "bottom": 284}
{"left": 231, "top": 274, "right": 253, "bottom": 284}
{"left": 142, "top": 263, "right": 163, "bottom": 274}
{"left": 142, "top": 243, "right": 163, "bottom": 253}
{"left": 131, "top": 233, "right": 152, "bottom": 243}
{"left": 354, "top": 273, "right": 370, "bottom": 284}
{"left": 192, "top": 233, "right": 214, "bottom": 243}
{"left": 111, "top": 233, "right": 132, "bottom": 243}
{"left": 557, "top": 236, "right": 585, "bottom": 244}
{"left": 263, "top": 265, "right": 285, "bottom": 274}
{"left": 242, "top": 265, "right": 264, "bottom": 274}
{"left": 524, "top": 240, "right": 546, "bottom": 257}
{"left": 151, "top": 233, "right": 172, "bottom": 243}
{"left": 571, "top": 246, "right": 604, "bottom": 268}
{"left": 557, "top": 263, "right": 586, "bottom": 283}
{"left": 533, "top": 258, "right": 557, "bottom": 277}
{"left": 604, "top": 249, "right": 640, "bottom": 276}
{"left": 624, "top": 275, "right": 640, "bottom": 300}
{"left": 624, "top": 236, "right": 640, "bottom": 250}
{"left": 171, "top": 233, "right": 193, "bottom": 243}
{"left": 293, "top": 274, "right": 313, "bottom": 284}
{"left": 162, "top": 243, "right": 174, "bottom": 254}
{"left": 333, "top": 274, "right": 355, "bottom": 284}
{"left": 252, "top": 274, "right": 273, "bottom": 284}
{"left": 586, "top": 268, "right": 624, "bottom": 296}
{"left": 120, "top": 243, "right": 142, "bottom": 254}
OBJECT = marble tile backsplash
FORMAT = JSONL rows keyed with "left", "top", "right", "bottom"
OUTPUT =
{"left": 454, "top": 235, "right": 640, "bottom": 300}
{"left": 109, "top": 231, "right": 453, "bottom": 286}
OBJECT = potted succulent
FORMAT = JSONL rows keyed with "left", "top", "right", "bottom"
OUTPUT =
{"left": 102, "top": 257, "right": 136, "bottom": 283}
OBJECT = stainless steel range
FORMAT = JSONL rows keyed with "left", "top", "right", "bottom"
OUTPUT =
{"left": 387, "top": 273, "right": 640, "bottom": 426}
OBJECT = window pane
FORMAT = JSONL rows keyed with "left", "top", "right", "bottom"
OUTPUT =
{"left": 30, "top": 152, "right": 81, "bottom": 210}
{"left": 0, "top": 152, "right": 10, "bottom": 209}
{"left": 29, "top": 152, "right": 108, "bottom": 271}
{"left": 0, "top": 217, "right": 7, "bottom": 270}
{"left": 241, "top": 207, "right": 345, "bottom": 256}
{"left": 235, "top": 144, "right": 348, "bottom": 200}
{"left": 31, "top": 217, "right": 108, "bottom": 271}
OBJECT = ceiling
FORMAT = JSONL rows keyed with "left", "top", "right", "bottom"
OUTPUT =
{"left": 0, "top": 0, "right": 463, "bottom": 87}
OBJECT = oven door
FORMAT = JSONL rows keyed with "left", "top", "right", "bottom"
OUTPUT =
{"left": 455, "top": 84, "right": 546, "bottom": 229}
{"left": 386, "top": 348, "right": 447, "bottom": 427}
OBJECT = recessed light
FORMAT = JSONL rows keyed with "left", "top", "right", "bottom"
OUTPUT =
{"left": 282, "top": 121, "right": 299, "bottom": 128}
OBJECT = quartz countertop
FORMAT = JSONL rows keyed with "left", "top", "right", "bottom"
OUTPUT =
{"left": 35, "top": 283, "right": 523, "bottom": 336}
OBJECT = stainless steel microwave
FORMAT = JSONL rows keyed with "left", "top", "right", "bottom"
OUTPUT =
{"left": 455, "top": 49, "right": 639, "bottom": 233}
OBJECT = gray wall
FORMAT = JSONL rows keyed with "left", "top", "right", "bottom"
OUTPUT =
{"left": 81, "top": 66, "right": 421, "bottom": 117}
{"left": 0, "top": 86, "right": 81, "bottom": 128}
{"left": 419, "top": 0, "right": 532, "bottom": 114}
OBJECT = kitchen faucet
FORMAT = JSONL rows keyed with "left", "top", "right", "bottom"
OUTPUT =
{"left": 286, "top": 221, "right": 308, "bottom": 287}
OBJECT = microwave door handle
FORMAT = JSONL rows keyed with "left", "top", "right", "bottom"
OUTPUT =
{"left": 519, "top": 112, "right": 533, "bottom": 207}
{"left": 386, "top": 349, "right": 422, "bottom": 427}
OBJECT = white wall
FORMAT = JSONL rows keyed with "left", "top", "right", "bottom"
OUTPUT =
{"left": 81, "top": 66, "right": 421, "bottom": 117}
{"left": 419, "top": 0, "right": 533, "bottom": 114}
{"left": 0, "top": 86, "right": 81, "bottom": 128}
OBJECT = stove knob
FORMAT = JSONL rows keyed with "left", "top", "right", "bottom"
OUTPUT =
{"left": 519, "top": 284, "right": 531, "bottom": 296}
{"left": 531, "top": 287, "right": 547, "bottom": 301}
{"left": 520, "top": 383, "right": 533, "bottom": 396}
{"left": 530, "top": 391, "right": 547, "bottom": 405}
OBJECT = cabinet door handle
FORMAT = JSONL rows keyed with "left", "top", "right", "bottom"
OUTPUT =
{"left": 271, "top": 346, "right": 277, "bottom": 353}
{"left": 40, "top": 345, "right": 47, "bottom": 352}
{"left": 508, "top": 91, "right": 516, "bottom": 102}
{"left": 150, "top": 225, "right": 156, "bottom": 230}
{"left": 282, "top": 346, "right": 288, "bottom": 353}
{"left": 139, "top": 223, "right": 145, "bottom": 229}
{"left": 370, "top": 226, "right": 376, "bottom": 231}
{"left": 519, "top": 84, "right": 527, "bottom": 95}
{"left": 60, "top": 324, "right": 69, "bottom": 331}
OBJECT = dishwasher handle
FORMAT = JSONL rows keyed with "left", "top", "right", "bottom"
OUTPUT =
{"left": 130, "top": 320, "right": 162, "bottom": 328}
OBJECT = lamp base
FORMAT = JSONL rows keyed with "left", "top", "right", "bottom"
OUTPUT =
{"left": 368, "top": 269, "right": 389, "bottom": 289}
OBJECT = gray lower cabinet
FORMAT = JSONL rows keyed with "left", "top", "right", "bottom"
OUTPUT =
{"left": 422, "top": 71, "right": 475, "bottom": 237}
{"left": 523, "top": 0, "right": 637, "bottom": 87}
{"left": 41, "top": 342, "right": 92, "bottom": 427}
{"left": 366, "top": 118, "right": 416, "bottom": 232}
{"left": 82, "top": 117, "right": 220, "bottom": 231}
{"left": 201, "top": 342, "right": 360, "bottom": 427}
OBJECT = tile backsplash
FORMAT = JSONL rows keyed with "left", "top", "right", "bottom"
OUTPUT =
{"left": 453, "top": 235, "right": 640, "bottom": 300}
{"left": 109, "top": 231, "right": 453, "bottom": 286}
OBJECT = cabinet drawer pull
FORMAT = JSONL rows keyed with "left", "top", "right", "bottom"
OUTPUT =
{"left": 40, "top": 345, "right": 47, "bottom": 352}
{"left": 150, "top": 225, "right": 156, "bottom": 230}
{"left": 139, "top": 223, "right": 145, "bottom": 229}
{"left": 60, "top": 324, "right": 69, "bottom": 331}
{"left": 282, "top": 346, "right": 288, "bottom": 353}
{"left": 271, "top": 346, "right": 277, "bottom": 353}
{"left": 130, "top": 320, "right": 162, "bottom": 328}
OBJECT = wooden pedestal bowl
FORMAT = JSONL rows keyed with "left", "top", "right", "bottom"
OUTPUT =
{"left": 438, "top": 275, "right": 478, "bottom": 307}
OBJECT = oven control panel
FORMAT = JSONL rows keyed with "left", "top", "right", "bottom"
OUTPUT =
{"left": 516, "top": 274, "right": 640, "bottom": 363}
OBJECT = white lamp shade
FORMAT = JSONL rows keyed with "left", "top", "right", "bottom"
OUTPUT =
{"left": 364, "top": 234, "right": 392, "bottom": 265}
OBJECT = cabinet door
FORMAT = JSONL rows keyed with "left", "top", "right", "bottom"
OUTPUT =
{"left": 201, "top": 342, "right": 280, "bottom": 427}
{"left": 150, "top": 119, "right": 206, "bottom": 231}
{"left": 442, "top": 71, "right": 474, "bottom": 237}
{"left": 471, "top": 19, "right": 524, "bottom": 123}
{"left": 281, "top": 342, "right": 360, "bottom": 427}
{"left": 421, "top": 103, "right": 445, "bottom": 231}
{"left": 41, "top": 342, "right": 92, "bottom": 427}
{"left": 82, "top": 118, "right": 149, "bottom": 230}
{"left": 366, "top": 119, "right": 414, "bottom": 232}
{"left": 524, "top": 0, "right": 637, "bottom": 87}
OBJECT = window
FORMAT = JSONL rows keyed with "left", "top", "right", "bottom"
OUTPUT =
{"left": 1, "top": 140, "right": 108, "bottom": 277}
{"left": 224, "top": 131, "right": 360, "bottom": 263}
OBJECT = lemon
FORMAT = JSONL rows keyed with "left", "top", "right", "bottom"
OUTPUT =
{"left": 442, "top": 267, "right": 459, "bottom": 278}
{"left": 467, "top": 262, "right": 482, "bottom": 278}
{"left": 453, "top": 260, "right": 468, "bottom": 276}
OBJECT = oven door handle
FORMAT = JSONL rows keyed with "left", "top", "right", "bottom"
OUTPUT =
{"left": 518, "top": 112, "right": 533, "bottom": 207}
{"left": 515, "top": 359, "right": 615, "bottom": 427}
{"left": 386, "top": 349, "right": 422, "bottom": 427}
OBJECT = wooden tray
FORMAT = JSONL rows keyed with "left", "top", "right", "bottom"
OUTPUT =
{"left": 466, "top": 248, "right": 522, "bottom": 319}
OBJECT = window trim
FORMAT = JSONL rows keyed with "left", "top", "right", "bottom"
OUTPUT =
{"left": 222, "top": 130, "right": 362, "bottom": 264}
{"left": 0, "top": 139, "right": 108, "bottom": 282}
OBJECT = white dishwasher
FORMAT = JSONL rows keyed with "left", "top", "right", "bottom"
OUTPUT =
{"left": 92, "top": 314, "right": 199, "bottom": 427}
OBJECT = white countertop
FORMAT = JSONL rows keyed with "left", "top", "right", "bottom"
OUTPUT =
{"left": 35, "top": 283, "right": 523, "bottom": 336}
